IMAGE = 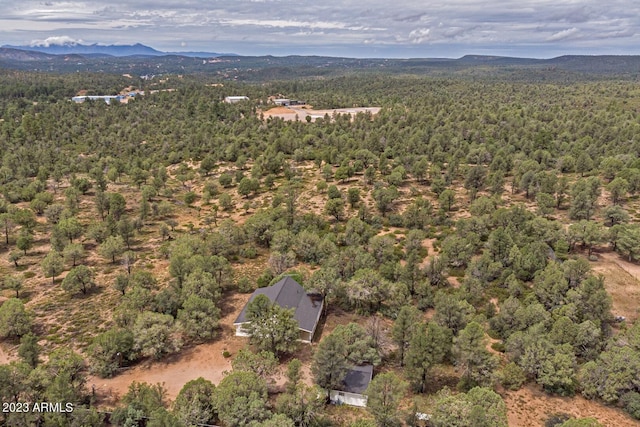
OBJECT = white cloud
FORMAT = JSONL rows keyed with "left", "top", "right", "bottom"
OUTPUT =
{"left": 218, "top": 18, "right": 380, "bottom": 32}
{"left": 30, "top": 35, "right": 84, "bottom": 46}
{"left": 546, "top": 27, "right": 580, "bottom": 42}
{"left": 408, "top": 28, "right": 431, "bottom": 44}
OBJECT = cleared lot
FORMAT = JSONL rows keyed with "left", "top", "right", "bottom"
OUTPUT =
{"left": 262, "top": 106, "right": 381, "bottom": 122}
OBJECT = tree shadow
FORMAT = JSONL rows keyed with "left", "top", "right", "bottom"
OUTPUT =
{"left": 421, "top": 367, "right": 460, "bottom": 395}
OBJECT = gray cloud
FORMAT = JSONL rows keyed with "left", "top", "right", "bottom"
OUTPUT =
{"left": 0, "top": 0, "right": 639, "bottom": 57}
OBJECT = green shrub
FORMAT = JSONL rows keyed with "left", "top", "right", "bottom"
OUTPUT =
{"left": 256, "top": 271, "right": 274, "bottom": 288}
{"left": 497, "top": 362, "right": 526, "bottom": 391}
{"left": 487, "top": 329, "right": 501, "bottom": 339}
{"left": 237, "top": 276, "right": 255, "bottom": 293}
{"left": 269, "top": 271, "right": 305, "bottom": 286}
{"left": 545, "top": 413, "right": 571, "bottom": 427}
{"left": 388, "top": 214, "right": 404, "bottom": 227}
{"left": 240, "top": 246, "right": 257, "bottom": 259}
{"left": 621, "top": 391, "right": 640, "bottom": 420}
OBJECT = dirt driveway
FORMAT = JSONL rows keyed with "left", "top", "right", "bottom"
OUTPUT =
{"left": 90, "top": 292, "right": 252, "bottom": 404}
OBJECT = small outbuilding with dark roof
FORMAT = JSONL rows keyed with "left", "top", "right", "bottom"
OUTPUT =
{"left": 329, "top": 365, "right": 374, "bottom": 407}
{"left": 233, "top": 276, "right": 324, "bottom": 343}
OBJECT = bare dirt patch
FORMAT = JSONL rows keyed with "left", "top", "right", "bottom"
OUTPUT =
{"left": 448, "top": 276, "right": 461, "bottom": 288}
{"left": 314, "top": 306, "right": 365, "bottom": 341}
{"left": 591, "top": 251, "right": 640, "bottom": 323}
{"left": 263, "top": 106, "right": 297, "bottom": 116}
{"left": 261, "top": 106, "right": 381, "bottom": 122}
{"left": 599, "top": 251, "right": 640, "bottom": 281}
{"left": 261, "top": 106, "right": 301, "bottom": 121}
{"left": 0, "top": 343, "right": 16, "bottom": 364}
{"left": 504, "top": 384, "right": 640, "bottom": 427}
{"left": 422, "top": 238, "right": 436, "bottom": 256}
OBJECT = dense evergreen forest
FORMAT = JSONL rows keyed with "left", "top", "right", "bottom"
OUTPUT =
{"left": 1, "top": 68, "right": 640, "bottom": 426}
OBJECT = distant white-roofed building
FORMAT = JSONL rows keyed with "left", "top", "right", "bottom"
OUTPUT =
{"left": 272, "top": 98, "right": 305, "bottom": 106}
{"left": 72, "top": 95, "right": 120, "bottom": 104}
{"left": 224, "top": 96, "right": 249, "bottom": 103}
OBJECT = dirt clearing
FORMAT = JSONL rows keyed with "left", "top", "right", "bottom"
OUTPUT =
{"left": 504, "top": 384, "right": 640, "bottom": 426}
{"left": 90, "top": 291, "right": 252, "bottom": 404}
{"left": 261, "top": 106, "right": 381, "bottom": 122}
{"left": 592, "top": 252, "right": 640, "bottom": 323}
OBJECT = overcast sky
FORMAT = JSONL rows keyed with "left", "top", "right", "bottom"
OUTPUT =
{"left": 1, "top": 0, "right": 639, "bottom": 58}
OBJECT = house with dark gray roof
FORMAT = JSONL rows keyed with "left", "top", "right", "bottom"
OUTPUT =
{"left": 233, "top": 276, "right": 324, "bottom": 343}
{"left": 329, "top": 365, "right": 373, "bottom": 407}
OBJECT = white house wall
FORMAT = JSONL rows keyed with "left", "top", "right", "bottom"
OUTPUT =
{"left": 329, "top": 390, "right": 368, "bottom": 408}
{"left": 309, "top": 299, "right": 324, "bottom": 341}
{"left": 236, "top": 323, "right": 313, "bottom": 342}
{"left": 235, "top": 324, "right": 251, "bottom": 337}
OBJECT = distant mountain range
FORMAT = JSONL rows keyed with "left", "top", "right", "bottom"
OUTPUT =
{"left": 1, "top": 43, "right": 640, "bottom": 81}
{"left": 0, "top": 42, "right": 232, "bottom": 58}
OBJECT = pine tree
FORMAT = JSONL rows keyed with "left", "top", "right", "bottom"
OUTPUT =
{"left": 312, "top": 333, "right": 350, "bottom": 392}
{"left": 365, "top": 372, "right": 407, "bottom": 427}
{"left": 404, "top": 322, "right": 451, "bottom": 393}
{"left": 391, "top": 305, "right": 421, "bottom": 366}
{"left": 243, "top": 295, "right": 299, "bottom": 356}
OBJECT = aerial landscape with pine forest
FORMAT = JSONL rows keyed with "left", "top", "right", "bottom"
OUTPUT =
{"left": 0, "top": 50, "right": 640, "bottom": 427}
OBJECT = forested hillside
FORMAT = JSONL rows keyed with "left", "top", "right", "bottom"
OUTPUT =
{"left": 1, "top": 69, "right": 640, "bottom": 426}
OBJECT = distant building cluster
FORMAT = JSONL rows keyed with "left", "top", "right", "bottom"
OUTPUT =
{"left": 223, "top": 96, "right": 306, "bottom": 105}
{"left": 71, "top": 91, "right": 143, "bottom": 105}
